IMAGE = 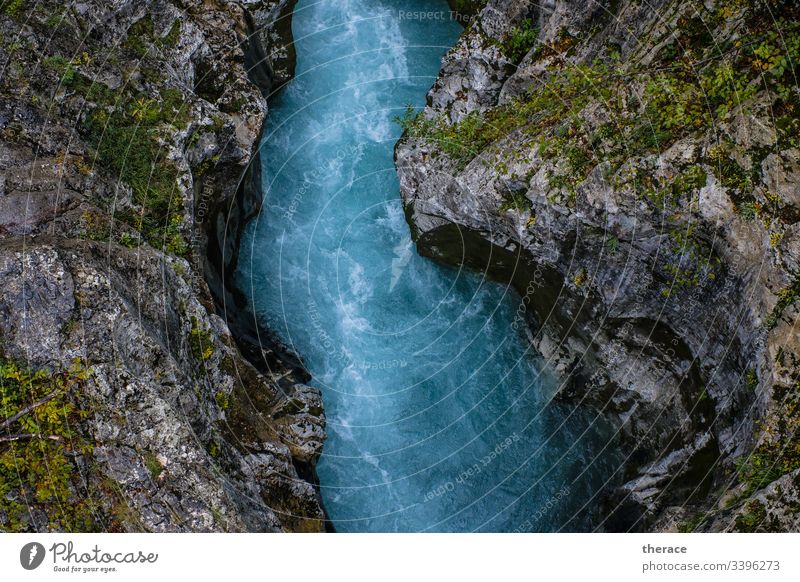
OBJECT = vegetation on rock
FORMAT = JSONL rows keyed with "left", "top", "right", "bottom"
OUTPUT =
{"left": 737, "top": 380, "right": 800, "bottom": 497}
{"left": 0, "top": 356, "right": 101, "bottom": 532}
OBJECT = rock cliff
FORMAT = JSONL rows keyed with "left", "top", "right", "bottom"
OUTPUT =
{"left": 0, "top": 0, "right": 325, "bottom": 532}
{"left": 397, "top": 0, "right": 800, "bottom": 531}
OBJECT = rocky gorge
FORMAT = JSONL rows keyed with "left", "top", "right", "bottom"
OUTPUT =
{"left": 0, "top": 0, "right": 325, "bottom": 532}
{"left": 1, "top": 0, "right": 798, "bottom": 534}
{"left": 398, "top": 0, "right": 800, "bottom": 530}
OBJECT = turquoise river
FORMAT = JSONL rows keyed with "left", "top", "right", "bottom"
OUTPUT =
{"left": 237, "top": 0, "right": 619, "bottom": 532}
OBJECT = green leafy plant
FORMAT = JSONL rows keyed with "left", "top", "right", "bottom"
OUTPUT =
{"left": 189, "top": 316, "right": 214, "bottom": 362}
{"left": 1, "top": 0, "right": 25, "bottom": 17}
{"left": 0, "top": 357, "right": 98, "bottom": 531}
{"left": 765, "top": 276, "right": 800, "bottom": 329}
{"left": 734, "top": 500, "right": 769, "bottom": 532}
{"left": 500, "top": 19, "right": 539, "bottom": 62}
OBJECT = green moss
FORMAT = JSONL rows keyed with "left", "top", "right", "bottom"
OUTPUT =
{"left": 159, "top": 20, "right": 181, "bottom": 49}
{"left": 125, "top": 15, "right": 155, "bottom": 58}
{"left": 206, "top": 440, "right": 220, "bottom": 458}
{"left": 42, "top": 55, "right": 75, "bottom": 85}
{"left": 128, "top": 87, "right": 190, "bottom": 128}
{"left": 214, "top": 390, "right": 229, "bottom": 411}
{"left": 142, "top": 451, "right": 163, "bottom": 480}
{"left": 210, "top": 114, "right": 226, "bottom": 132}
{"left": 69, "top": 73, "right": 116, "bottom": 105}
{"left": 499, "top": 189, "right": 532, "bottom": 213}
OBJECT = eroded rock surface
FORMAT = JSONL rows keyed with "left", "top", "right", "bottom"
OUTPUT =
{"left": 397, "top": 0, "right": 800, "bottom": 531}
{"left": 0, "top": 0, "right": 324, "bottom": 531}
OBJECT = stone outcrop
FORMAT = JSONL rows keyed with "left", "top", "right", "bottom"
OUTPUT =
{"left": 397, "top": 0, "right": 800, "bottom": 531}
{"left": 0, "top": 0, "right": 324, "bottom": 531}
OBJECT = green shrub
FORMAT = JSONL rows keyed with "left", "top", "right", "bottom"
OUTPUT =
{"left": 397, "top": 62, "right": 610, "bottom": 171}
{"left": 402, "top": 3, "right": 800, "bottom": 192}
{"left": 0, "top": 357, "right": 99, "bottom": 531}
{"left": 88, "top": 116, "right": 179, "bottom": 229}
{"left": 734, "top": 500, "right": 768, "bottom": 532}
{"left": 189, "top": 317, "right": 214, "bottom": 362}
{"left": 500, "top": 19, "right": 539, "bottom": 62}
{"left": 706, "top": 143, "right": 752, "bottom": 197}
{"left": 83, "top": 85, "right": 189, "bottom": 255}
{"left": 765, "top": 276, "right": 800, "bottom": 329}
{"left": 736, "top": 379, "right": 800, "bottom": 499}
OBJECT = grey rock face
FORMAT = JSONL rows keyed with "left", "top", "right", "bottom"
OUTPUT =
{"left": 397, "top": 0, "right": 800, "bottom": 530}
{"left": 0, "top": 0, "right": 325, "bottom": 531}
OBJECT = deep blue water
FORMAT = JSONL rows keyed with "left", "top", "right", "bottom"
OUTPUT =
{"left": 237, "top": 0, "right": 618, "bottom": 532}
